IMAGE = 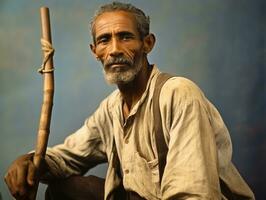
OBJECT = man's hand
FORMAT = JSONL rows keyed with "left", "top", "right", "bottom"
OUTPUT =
{"left": 4, "top": 153, "right": 40, "bottom": 199}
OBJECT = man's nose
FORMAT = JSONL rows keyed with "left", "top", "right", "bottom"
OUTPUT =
{"left": 109, "top": 38, "right": 123, "bottom": 57}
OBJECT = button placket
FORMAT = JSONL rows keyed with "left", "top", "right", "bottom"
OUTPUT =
{"left": 121, "top": 115, "right": 134, "bottom": 181}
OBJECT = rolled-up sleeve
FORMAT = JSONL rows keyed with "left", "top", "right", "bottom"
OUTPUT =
{"left": 160, "top": 78, "right": 221, "bottom": 199}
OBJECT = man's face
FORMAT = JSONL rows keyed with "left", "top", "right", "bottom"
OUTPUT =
{"left": 90, "top": 11, "right": 146, "bottom": 85}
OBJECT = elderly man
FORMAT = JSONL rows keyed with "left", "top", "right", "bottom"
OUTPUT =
{"left": 5, "top": 1, "right": 254, "bottom": 200}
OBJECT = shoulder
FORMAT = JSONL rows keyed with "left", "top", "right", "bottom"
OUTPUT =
{"left": 160, "top": 76, "right": 206, "bottom": 105}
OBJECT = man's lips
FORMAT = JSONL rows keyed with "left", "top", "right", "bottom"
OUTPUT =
{"left": 111, "top": 63, "right": 127, "bottom": 67}
{"left": 107, "top": 63, "right": 129, "bottom": 71}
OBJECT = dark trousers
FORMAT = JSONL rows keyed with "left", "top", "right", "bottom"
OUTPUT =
{"left": 45, "top": 175, "right": 145, "bottom": 200}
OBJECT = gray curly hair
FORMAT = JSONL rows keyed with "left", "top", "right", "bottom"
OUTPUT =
{"left": 90, "top": 1, "right": 150, "bottom": 43}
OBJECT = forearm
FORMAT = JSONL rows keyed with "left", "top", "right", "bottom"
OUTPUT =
{"left": 39, "top": 128, "right": 107, "bottom": 181}
{"left": 39, "top": 98, "right": 111, "bottom": 181}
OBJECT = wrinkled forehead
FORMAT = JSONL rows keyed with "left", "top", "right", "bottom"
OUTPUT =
{"left": 93, "top": 11, "right": 139, "bottom": 37}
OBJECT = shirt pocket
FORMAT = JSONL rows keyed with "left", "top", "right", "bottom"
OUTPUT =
{"left": 133, "top": 151, "right": 159, "bottom": 182}
{"left": 146, "top": 156, "right": 160, "bottom": 183}
{"left": 130, "top": 152, "right": 161, "bottom": 199}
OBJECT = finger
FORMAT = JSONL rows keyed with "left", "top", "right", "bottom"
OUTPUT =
{"left": 15, "top": 163, "right": 29, "bottom": 197}
{"left": 27, "top": 161, "right": 37, "bottom": 186}
{"left": 4, "top": 172, "right": 14, "bottom": 194}
{"left": 4, "top": 170, "right": 20, "bottom": 199}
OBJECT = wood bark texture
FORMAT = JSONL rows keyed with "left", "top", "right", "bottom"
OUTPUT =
{"left": 30, "top": 7, "right": 54, "bottom": 200}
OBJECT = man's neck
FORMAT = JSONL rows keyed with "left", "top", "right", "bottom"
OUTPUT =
{"left": 118, "top": 63, "right": 152, "bottom": 119}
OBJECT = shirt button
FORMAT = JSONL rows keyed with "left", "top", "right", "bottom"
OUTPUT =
{"left": 125, "top": 169, "right": 129, "bottom": 174}
{"left": 125, "top": 139, "right": 129, "bottom": 144}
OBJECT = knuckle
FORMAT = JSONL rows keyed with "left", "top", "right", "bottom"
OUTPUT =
{"left": 11, "top": 186, "right": 26, "bottom": 199}
{"left": 10, "top": 191, "right": 16, "bottom": 197}
{"left": 18, "top": 187, "right": 26, "bottom": 196}
{"left": 4, "top": 173, "right": 8, "bottom": 182}
{"left": 4, "top": 172, "right": 11, "bottom": 184}
{"left": 10, "top": 189, "right": 19, "bottom": 197}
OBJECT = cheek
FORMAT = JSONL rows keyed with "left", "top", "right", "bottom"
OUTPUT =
{"left": 123, "top": 44, "right": 144, "bottom": 60}
{"left": 95, "top": 46, "right": 107, "bottom": 59}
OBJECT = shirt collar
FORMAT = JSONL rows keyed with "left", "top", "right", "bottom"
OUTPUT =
{"left": 113, "top": 64, "right": 160, "bottom": 122}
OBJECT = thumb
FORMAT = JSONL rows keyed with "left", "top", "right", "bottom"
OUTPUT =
{"left": 27, "top": 162, "right": 37, "bottom": 186}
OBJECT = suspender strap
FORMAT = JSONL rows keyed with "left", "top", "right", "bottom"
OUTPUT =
{"left": 152, "top": 73, "right": 248, "bottom": 199}
{"left": 153, "top": 73, "right": 174, "bottom": 182}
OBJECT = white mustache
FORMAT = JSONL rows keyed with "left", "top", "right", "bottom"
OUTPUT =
{"left": 104, "top": 57, "right": 133, "bottom": 68}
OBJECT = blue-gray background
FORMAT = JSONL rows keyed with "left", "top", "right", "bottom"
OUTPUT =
{"left": 0, "top": 0, "right": 265, "bottom": 199}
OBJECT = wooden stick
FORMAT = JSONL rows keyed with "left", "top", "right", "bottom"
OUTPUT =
{"left": 29, "top": 7, "right": 54, "bottom": 200}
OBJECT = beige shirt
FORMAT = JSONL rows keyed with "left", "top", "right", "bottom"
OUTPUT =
{"left": 45, "top": 65, "right": 255, "bottom": 200}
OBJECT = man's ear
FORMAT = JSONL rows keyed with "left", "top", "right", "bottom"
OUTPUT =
{"left": 89, "top": 43, "right": 99, "bottom": 60}
{"left": 143, "top": 33, "right": 156, "bottom": 54}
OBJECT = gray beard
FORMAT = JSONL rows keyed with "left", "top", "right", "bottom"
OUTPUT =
{"left": 103, "top": 63, "right": 142, "bottom": 85}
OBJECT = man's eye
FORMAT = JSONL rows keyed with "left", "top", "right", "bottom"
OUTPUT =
{"left": 121, "top": 35, "right": 133, "bottom": 40}
{"left": 98, "top": 37, "right": 109, "bottom": 44}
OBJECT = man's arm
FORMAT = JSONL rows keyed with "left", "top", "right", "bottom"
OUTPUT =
{"left": 39, "top": 98, "right": 112, "bottom": 180}
{"left": 5, "top": 97, "right": 112, "bottom": 199}
{"left": 42, "top": 118, "right": 108, "bottom": 180}
{"left": 160, "top": 77, "right": 221, "bottom": 199}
